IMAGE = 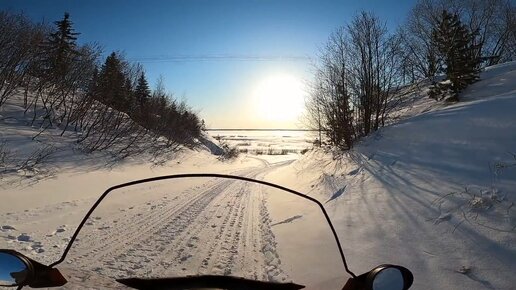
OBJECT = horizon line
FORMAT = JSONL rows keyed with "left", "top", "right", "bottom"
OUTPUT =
{"left": 205, "top": 128, "right": 320, "bottom": 131}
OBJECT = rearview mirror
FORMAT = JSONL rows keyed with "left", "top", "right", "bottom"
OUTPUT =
{"left": 0, "top": 251, "right": 30, "bottom": 286}
{"left": 372, "top": 267, "right": 404, "bottom": 290}
{"left": 0, "top": 249, "right": 67, "bottom": 288}
{"left": 342, "top": 264, "right": 413, "bottom": 290}
{"left": 367, "top": 265, "right": 413, "bottom": 290}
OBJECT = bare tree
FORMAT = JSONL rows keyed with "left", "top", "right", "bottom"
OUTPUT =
{"left": 398, "top": 0, "right": 450, "bottom": 79}
{"left": 305, "top": 12, "right": 403, "bottom": 149}
{"left": 460, "top": 0, "right": 515, "bottom": 65}
{"left": 400, "top": 0, "right": 515, "bottom": 79}
{"left": 0, "top": 12, "right": 46, "bottom": 107}
{"left": 304, "top": 27, "right": 355, "bottom": 149}
{"left": 347, "top": 12, "right": 403, "bottom": 135}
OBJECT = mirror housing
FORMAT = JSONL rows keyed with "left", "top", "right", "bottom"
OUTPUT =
{"left": 0, "top": 249, "right": 67, "bottom": 288}
{"left": 342, "top": 264, "right": 413, "bottom": 290}
{"left": 0, "top": 250, "right": 33, "bottom": 286}
{"left": 367, "top": 265, "right": 413, "bottom": 290}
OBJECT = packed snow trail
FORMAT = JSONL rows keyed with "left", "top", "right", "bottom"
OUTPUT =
{"left": 38, "top": 159, "right": 295, "bottom": 289}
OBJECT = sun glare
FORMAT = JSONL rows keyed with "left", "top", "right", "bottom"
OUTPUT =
{"left": 251, "top": 74, "right": 305, "bottom": 124}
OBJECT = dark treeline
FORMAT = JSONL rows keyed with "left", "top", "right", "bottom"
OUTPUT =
{"left": 306, "top": 0, "right": 515, "bottom": 150}
{"left": 0, "top": 12, "right": 202, "bottom": 159}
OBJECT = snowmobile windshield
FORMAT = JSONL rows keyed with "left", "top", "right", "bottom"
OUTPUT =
{"left": 54, "top": 175, "right": 349, "bottom": 289}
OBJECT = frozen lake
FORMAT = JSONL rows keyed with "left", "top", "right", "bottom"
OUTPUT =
{"left": 206, "top": 130, "right": 319, "bottom": 155}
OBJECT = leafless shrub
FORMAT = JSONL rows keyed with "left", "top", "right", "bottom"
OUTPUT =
{"left": 218, "top": 141, "right": 239, "bottom": 160}
{"left": 432, "top": 155, "right": 516, "bottom": 233}
{"left": 18, "top": 144, "right": 56, "bottom": 173}
{"left": 0, "top": 140, "right": 56, "bottom": 179}
{"left": 432, "top": 186, "right": 515, "bottom": 233}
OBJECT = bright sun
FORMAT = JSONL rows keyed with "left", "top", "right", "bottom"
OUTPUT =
{"left": 251, "top": 74, "right": 305, "bottom": 124}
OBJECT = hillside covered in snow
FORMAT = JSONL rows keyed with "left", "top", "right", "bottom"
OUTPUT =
{"left": 268, "top": 61, "right": 516, "bottom": 289}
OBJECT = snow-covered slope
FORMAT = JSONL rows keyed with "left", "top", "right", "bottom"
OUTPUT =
{"left": 267, "top": 62, "right": 516, "bottom": 290}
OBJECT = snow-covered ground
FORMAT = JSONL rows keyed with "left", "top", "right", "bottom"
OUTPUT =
{"left": 0, "top": 150, "right": 304, "bottom": 288}
{"left": 1, "top": 61, "right": 515, "bottom": 290}
{"left": 267, "top": 62, "right": 516, "bottom": 290}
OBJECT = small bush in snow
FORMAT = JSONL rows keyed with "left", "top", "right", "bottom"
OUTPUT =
{"left": 432, "top": 186, "right": 514, "bottom": 233}
{"left": 218, "top": 142, "right": 239, "bottom": 160}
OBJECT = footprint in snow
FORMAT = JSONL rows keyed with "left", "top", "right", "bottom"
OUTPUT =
{"left": 17, "top": 233, "right": 32, "bottom": 242}
{"left": 47, "top": 225, "right": 67, "bottom": 236}
{"left": 179, "top": 254, "right": 192, "bottom": 262}
{"left": 348, "top": 167, "right": 360, "bottom": 176}
{"left": 1, "top": 225, "right": 16, "bottom": 231}
{"left": 30, "top": 243, "right": 45, "bottom": 253}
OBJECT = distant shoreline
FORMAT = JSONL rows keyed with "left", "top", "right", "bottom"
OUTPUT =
{"left": 206, "top": 129, "right": 321, "bottom": 131}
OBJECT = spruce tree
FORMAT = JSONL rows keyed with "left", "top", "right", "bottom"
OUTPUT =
{"left": 97, "top": 52, "right": 130, "bottom": 112}
{"left": 134, "top": 72, "right": 151, "bottom": 116}
{"left": 429, "top": 10, "right": 481, "bottom": 101}
{"left": 40, "top": 12, "right": 80, "bottom": 84}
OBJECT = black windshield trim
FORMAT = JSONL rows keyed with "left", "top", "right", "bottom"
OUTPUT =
{"left": 117, "top": 275, "right": 305, "bottom": 290}
{"left": 49, "top": 173, "right": 356, "bottom": 278}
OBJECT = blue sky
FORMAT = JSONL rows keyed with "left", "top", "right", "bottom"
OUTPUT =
{"left": 1, "top": 0, "right": 415, "bottom": 128}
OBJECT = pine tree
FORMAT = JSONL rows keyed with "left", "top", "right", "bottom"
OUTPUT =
{"left": 40, "top": 12, "right": 80, "bottom": 84}
{"left": 134, "top": 72, "right": 151, "bottom": 116}
{"left": 96, "top": 52, "right": 131, "bottom": 112}
{"left": 429, "top": 10, "right": 481, "bottom": 101}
